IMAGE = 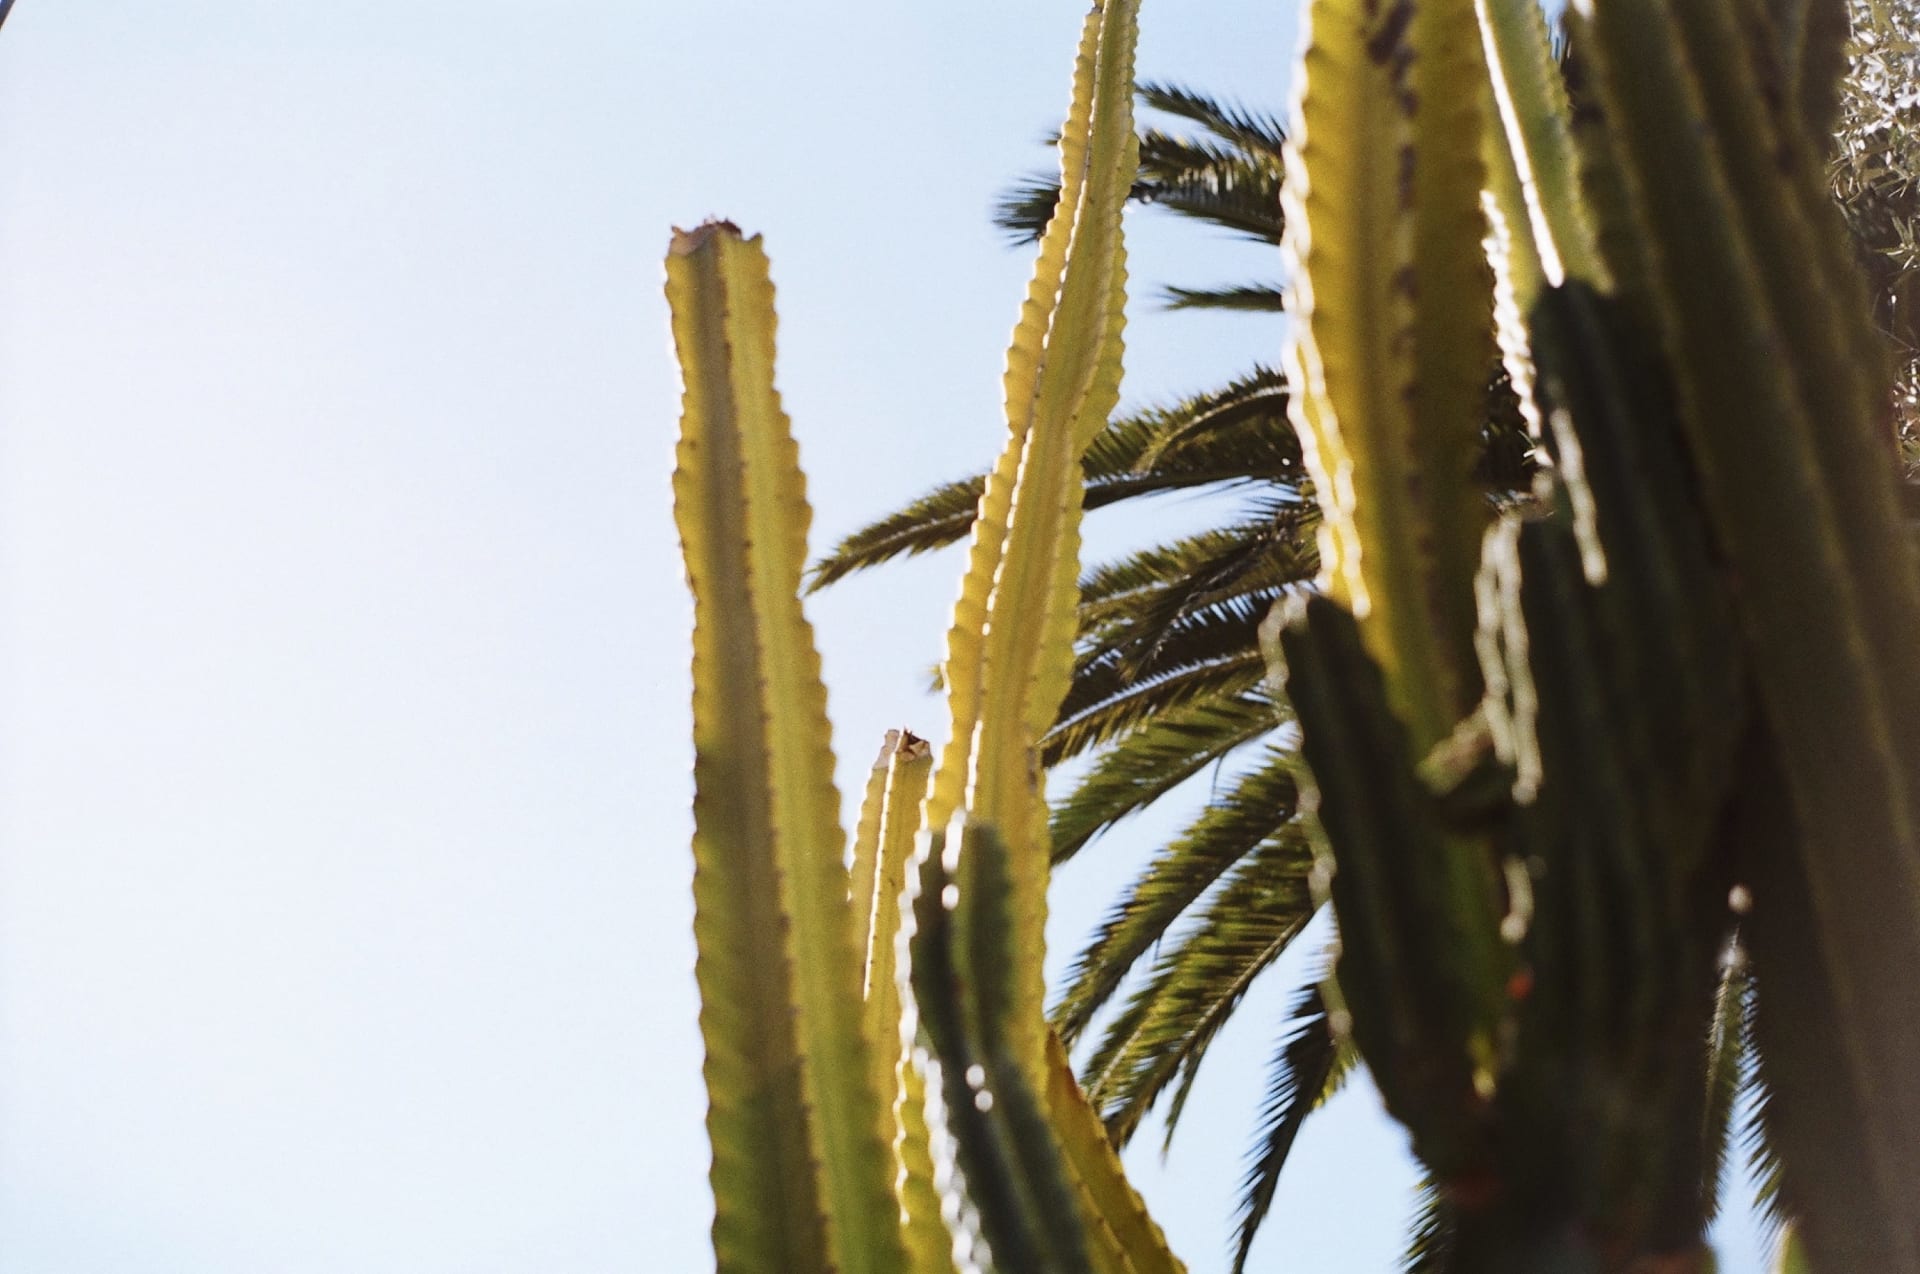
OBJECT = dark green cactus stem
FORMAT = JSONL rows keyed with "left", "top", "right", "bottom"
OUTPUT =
{"left": 1278, "top": 595, "right": 1509, "bottom": 1187}
{"left": 1574, "top": 4, "right": 1920, "bottom": 1264}
{"left": 911, "top": 815, "right": 1095, "bottom": 1274}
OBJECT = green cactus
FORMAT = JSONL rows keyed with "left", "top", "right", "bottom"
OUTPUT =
{"left": 1275, "top": 0, "right": 1920, "bottom": 1268}
{"left": 667, "top": 2, "right": 1188, "bottom": 1270}
{"left": 669, "top": 0, "right": 1920, "bottom": 1267}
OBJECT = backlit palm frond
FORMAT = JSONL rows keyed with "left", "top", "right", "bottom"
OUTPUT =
{"left": 1076, "top": 826, "right": 1319, "bottom": 1149}
{"left": 1127, "top": 133, "right": 1285, "bottom": 243}
{"left": 994, "top": 81, "right": 1288, "bottom": 247}
{"left": 1052, "top": 745, "right": 1304, "bottom": 1043}
{"left": 1161, "top": 282, "right": 1288, "bottom": 313}
{"left": 1135, "top": 81, "right": 1287, "bottom": 161}
{"left": 807, "top": 369, "right": 1296, "bottom": 590}
{"left": 1403, "top": 1178, "right": 1456, "bottom": 1273}
{"left": 1047, "top": 686, "right": 1283, "bottom": 865}
{"left": 1742, "top": 971, "right": 1787, "bottom": 1238}
{"left": 806, "top": 476, "right": 989, "bottom": 590}
{"left": 1069, "top": 588, "right": 1276, "bottom": 710}
{"left": 1700, "top": 944, "right": 1753, "bottom": 1225}
{"left": 1080, "top": 365, "right": 1294, "bottom": 478}
{"left": 1077, "top": 498, "right": 1317, "bottom": 671}
{"left": 1230, "top": 980, "right": 1360, "bottom": 1274}
{"left": 1046, "top": 599, "right": 1273, "bottom": 767}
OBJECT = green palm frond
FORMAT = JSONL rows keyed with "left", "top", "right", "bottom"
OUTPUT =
{"left": 1046, "top": 613, "right": 1272, "bottom": 767}
{"left": 1402, "top": 1178, "right": 1456, "bottom": 1273}
{"left": 807, "top": 368, "right": 1295, "bottom": 590}
{"left": 1700, "top": 945, "right": 1752, "bottom": 1226}
{"left": 1161, "top": 282, "right": 1288, "bottom": 313}
{"left": 1136, "top": 81, "right": 1288, "bottom": 160}
{"left": 807, "top": 476, "right": 992, "bottom": 589}
{"left": 1077, "top": 501, "right": 1317, "bottom": 674}
{"left": 995, "top": 81, "right": 1288, "bottom": 246}
{"left": 1047, "top": 686, "right": 1283, "bottom": 865}
{"left": 1743, "top": 974, "right": 1788, "bottom": 1237}
{"left": 1067, "top": 588, "right": 1277, "bottom": 714}
{"left": 1081, "top": 366, "right": 1295, "bottom": 477}
{"left": 1053, "top": 745, "right": 1304, "bottom": 1043}
{"left": 1228, "top": 979, "right": 1357, "bottom": 1274}
{"left": 1076, "top": 826, "right": 1319, "bottom": 1149}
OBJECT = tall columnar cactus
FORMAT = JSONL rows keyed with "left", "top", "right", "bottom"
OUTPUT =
{"left": 668, "top": 3, "right": 1186, "bottom": 1270}
{"left": 1277, "top": 0, "right": 1920, "bottom": 1269}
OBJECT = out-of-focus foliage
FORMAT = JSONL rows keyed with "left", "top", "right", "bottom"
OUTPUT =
{"left": 1836, "top": 0, "right": 1920, "bottom": 469}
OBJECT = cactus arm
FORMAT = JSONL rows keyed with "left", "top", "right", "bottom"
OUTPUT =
{"left": 1280, "top": 0, "right": 1493, "bottom": 750}
{"left": 1476, "top": 0, "right": 1605, "bottom": 288}
{"left": 849, "top": 734, "right": 896, "bottom": 986}
{"left": 1043, "top": 1032, "right": 1186, "bottom": 1274}
{"left": 668, "top": 223, "right": 911, "bottom": 1273}
{"left": 849, "top": 731, "right": 950, "bottom": 1271}
{"left": 1278, "top": 595, "right": 1507, "bottom": 1184}
{"left": 923, "top": 0, "right": 1139, "bottom": 1082}
{"left": 1574, "top": 7, "right": 1920, "bottom": 1259}
{"left": 910, "top": 819, "right": 1101, "bottom": 1274}
{"left": 1793, "top": 0, "right": 1851, "bottom": 140}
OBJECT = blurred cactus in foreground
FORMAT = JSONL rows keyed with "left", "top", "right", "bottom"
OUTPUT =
{"left": 1273, "top": 0, "right": 1920, "bottom": 1269}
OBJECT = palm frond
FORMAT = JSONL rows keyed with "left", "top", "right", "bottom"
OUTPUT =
{"left": 1128, "top": 134, "right": 1286, "bottom": 243}
{"left": 1136, "top": 81, "right": 1288, "bottom": 160}
{"left": 1045, "top": 637, "right": 1270, "bottom": 767}
{"left": 1076, "top": 500, "right": 1317, "bottom": 675}
{"left": 1048, "top": 687, "right": 1283, "bottom": 865}
{"left": 1076, "top": 827, "right": 1319, "bottom": 1148}
{"left": 1228, "top": 980, "right": 1355, "bottom": 1274}
{"left": 806, "top": 476, "right": 988, "bottom": 590}
{"left": 993, "top": 81, "right": 1288, "bottom": 245}
{"left": 807, "top": 368, "right": 1296, "bottom": 590}
{"left": 1161, "top": 282, "right": 1289, "bottom": 313}
{"left": 1700, "top": 944, "right": 1753, "bottom": 1226}
{"left": 1053, "top": 746, "right": 1304, "bottom": 1042}
{"left": 1402, "top": 1178, "right": 1457, "bottom": 1273}
{"left": 1742, "top": 974, "right": 1788, "bottom": 1238}
{"left": 1084, "top": 370, "right": 1297, "bottom": 486}
{"left": 1066, "top": 589, "right": 1277, "bottom": 718}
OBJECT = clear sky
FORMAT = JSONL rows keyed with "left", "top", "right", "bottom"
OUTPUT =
{"left": 0, "top": 3, "right": 1766, "bottom": 1271}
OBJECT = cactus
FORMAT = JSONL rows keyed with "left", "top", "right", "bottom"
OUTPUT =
{"left": 669, "top": 0, "right": 1920, "bottom": 1266}
{"left": 668, "top": 2, "right": 1188, "bottom": 1269}
{"left": 1277, "top": 0, "right": 1920, "bottom": 1268}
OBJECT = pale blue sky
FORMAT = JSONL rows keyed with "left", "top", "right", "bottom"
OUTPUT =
{"left": 0, "top": 3, "right": 1765, "bottom": 1271}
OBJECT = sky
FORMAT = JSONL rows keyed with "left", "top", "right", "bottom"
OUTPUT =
{"left": 0, "top": 3, "right": 1766, "bottom": 1271}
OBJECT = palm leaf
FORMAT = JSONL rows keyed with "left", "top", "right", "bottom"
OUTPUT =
{"left": 996, "top": 81, "right": 1288, "bottom": 246}
{"left": 808, "top": 369, "right": 1297, "bottom": 590}
{"left": 1137, "top": 81, "right": 1289, "bottom": 160}
{"left": 1402, "top": 1178, "right": 1457, "bottom": 1273}
{"left": 1044, "top": 643, "right": 1269, "bottom": 768}
{"left": 1161, "top": 283, "right": 1288, "bottom": 313}
{"left": 1063, "top": 590, "right": 1279, "bottom": 726}
{"left": 1076, "top": 501, "right": 1318, "bottom": 676}
{"left": 1699, "top": 944, "right": 1752, "bottom": 1226}
{"left": 1078, "top": 827, "right": 1319, "bottom": 1148}
{"left": 1047, "top": 687, "right": 1284, "bottom": 865}
{"left": 1230, "top": 981, "right": 1356, "bottom": 1274}
{"left": 1053, "top": 746, "right": 1304, "bottom": 1044}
